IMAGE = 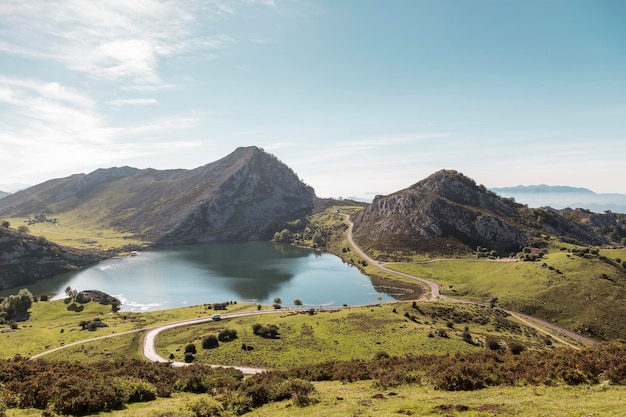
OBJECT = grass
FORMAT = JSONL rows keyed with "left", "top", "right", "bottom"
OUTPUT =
{"left": 156, "top": 301, "right": 558, "bottom": 369}
{"left": 0, "top": 299, "right": 257, "bottom": 359}
{"left": 6, "top": 382, "right": 623, "bottom": 416}
{"left": 384, "top": 246, "right": 626, "bottom": 341}
{"left": 6, "top": 214, "right": 146, "bottom": 251}
{"left": 247, "top": 382, "right": 626, "bottom": 417}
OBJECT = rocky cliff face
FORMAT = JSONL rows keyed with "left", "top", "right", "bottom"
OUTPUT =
{"left": 352, "top": 170, "right": 621, "bottom": 255}
{"left": 154, "top": 147, "right": 316, "bottom": 244}
{"left": 0, "top": 227, "right": 100, "bottom": 290}
{"left": 353, "top": 170, "right": 530, "bottom": 254}
{"left": 0, "top": 147, "right": 316, "bottom": 246}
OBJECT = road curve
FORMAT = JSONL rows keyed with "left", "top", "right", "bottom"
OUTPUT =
{"left": 143, "top": 309, "right": 299, "bottom": 373}
{"left": 342, "top": 213, "right": 595, "bottom": 348}
{"left": 343, "top": 214, "right": 441, "bottom": 300}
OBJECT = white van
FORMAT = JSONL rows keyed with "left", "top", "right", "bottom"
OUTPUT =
{"left": 211, "top": 314, "right": 221, "bottom": 321}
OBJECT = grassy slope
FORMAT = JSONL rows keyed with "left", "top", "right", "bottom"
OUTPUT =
{"left": 6, "top": 214, "right": 146, "bottom": 251}
{"left": 386, "top": 247, "right": 626, "bottom": 340}
{"left": 156, "top": 301, "right": 559, "bottom": 369}
{"left": 0, "top": 299, "right": 257, "bottom": 359}
{"left": 5, "top": 384, "right": 625, "bottom": 417}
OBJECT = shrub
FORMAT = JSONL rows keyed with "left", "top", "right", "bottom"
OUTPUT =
{"left": 486, "top": 336, "right": 501, "bottom": 351}
{"left": 185, "top": 343, "right": 197, "bottom": 354}
{"left": 508, "top": 341, "right": 526, "bottom": 355}
{"left": 202, "top": 335, "right": 219, "bottom": 349}
{"left": 184, "top": 352, "right": 195, "bottom": 363}
{"left": 113, "top": 377, "right": 158, "bottom": 403}
{"left": 218, "top": 329, "right": 238, "bottom": 342}
{"left": 375, "top": 351, "right": 390, "bottom": 360}
{"left": 252, "top": 324, "right": 280, "bottom": 338}
{"left": 189, "top": 397, "right": 225, "bottom": 417}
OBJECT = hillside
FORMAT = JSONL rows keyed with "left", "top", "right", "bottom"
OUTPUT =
{"left": 0, "top": 190, "right": 9, "bottom": 200}
{"left": 0, "top": 226, "right": 100, "bottom": 290}
{"left": 0, "top": 147, "right": 316, "bottom": 246}
{"left": 492, "top": 184, "right": 626, "bottom": 213}
{"left": 352, "top": 170, "right": 625, "bottom": 256}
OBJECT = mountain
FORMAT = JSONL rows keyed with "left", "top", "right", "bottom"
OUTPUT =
{"left": 0, "top": 226, "right": 100, "bottom": 290}
{"left": 0, "top": 147, "right": 316, "bottom": 245}
{"left": 0, "top": 191, "right": 9, "bottom": 200}
{"left": 352, "top": 170, "right": 625, "bottom": 256}
{"left": 491, "top": 185, "right": 626, "bottom": 214}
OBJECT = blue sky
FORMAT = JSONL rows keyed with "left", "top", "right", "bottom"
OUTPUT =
{"left": 1, "top": 0, "right": 625, "bottom": 197}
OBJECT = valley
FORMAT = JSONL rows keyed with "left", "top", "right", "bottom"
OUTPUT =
{"left": 0, "top": 149, "right": 624, "bottom": 416}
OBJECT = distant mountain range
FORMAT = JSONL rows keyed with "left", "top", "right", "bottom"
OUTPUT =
{"left": 0, "top": 190, "right": 10, "bottom": 200}
{"left": 491, "top": 185, "right": 626, "bottom": 214}
{"left": 0, "top": 147, "right": 315, "bottom": 245}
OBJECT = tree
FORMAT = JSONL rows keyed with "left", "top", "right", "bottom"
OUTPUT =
{"left": 1, "top": 220, "right": 9, "bottom": 228}
{"left": 274, "top": 229, "right": 293, "bottom": 243}
{"left": 272, "top": 297, "right": 282, "bottom": 309}
{"left": 184, "top": 343, "right": 197, "bottom": 354}
{"left": 293, "top": 299, "right": 303, "bottom": 307}
{"left": 65, "top": 286, "right": 78, "bottom": 301}
{"left": 17, "top": 225, "right": 29, "bottom": 234}
{"left": 2, "top": 289, "right": 34, "bottom": 319}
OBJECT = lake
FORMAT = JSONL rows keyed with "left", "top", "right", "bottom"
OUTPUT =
{"left": 21, "top": 242, "right": 397, "bottom": 311}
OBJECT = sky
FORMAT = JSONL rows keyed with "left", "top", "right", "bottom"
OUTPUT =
{"left": 1, "top": 0, "right": 625, "bottom": 198}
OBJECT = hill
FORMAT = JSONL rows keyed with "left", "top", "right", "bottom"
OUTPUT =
{"left": 0, "top": 190, "right": 9, "bottom": 200}
{"left": 0, "top": 147, "right": 315, "bottom": 246}
{"left": 352, "top": 170, "right": 626, "bottom": 256}
{"left": 491, "top": 184, "right": 626, "bottom": 213}
{"left": 0, "top": 226, "right": 100, "bottom": 290}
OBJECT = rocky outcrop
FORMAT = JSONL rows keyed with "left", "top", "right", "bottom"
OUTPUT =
{"left": 352, "top": 170, "right": 622, "bottom": 255}
{"left": 353, "top": 170, "right": 530, "bottom": 254}
{"left": 0, "top": 227, "right": 100, "bottom": 290}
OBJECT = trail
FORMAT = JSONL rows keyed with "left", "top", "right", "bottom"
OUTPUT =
{"left": 342, "top": 214, "right": 595, "bottom": 349}
{"left": 32, "top": 215, "right": 594, "bottom": 372}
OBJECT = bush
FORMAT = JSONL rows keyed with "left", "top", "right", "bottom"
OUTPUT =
{"left": 202, "top": 335, "right": 219, "bottom": 349}
{"left": 113, "top": 377, "right": 158, "bottom": 403}
{"left": 252, "top": 324, "right": 280, "bottom": 338}
{"left": 184, "top": 352, "right": 195, "bottom": 363}
{"left": 189, "top": 397, "right": 225, "bottom": 417}
{"left": 486, "top": 336, "right": 501, "bottom": 351}
{"left": 508, "top": 341, "right": 526, "bottom": 355}
{"left": 218, "top": 329, "right": 238, "bottom": 342}
{"left": 185, "top": 343, "right": 197, "bottom": 354}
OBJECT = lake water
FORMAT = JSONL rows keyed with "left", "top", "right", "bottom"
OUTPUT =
{"left": 22, "top": 242, "right": 396, "bottom": 311}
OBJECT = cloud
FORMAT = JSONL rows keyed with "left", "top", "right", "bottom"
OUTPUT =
{"left": 108, "top": 98, "right": 159, "bottom": 107}
{"left": 0, "top": 76, "right": 203, "bottom": 184}
{"left": 0, "top": 0, "right": 237, "bottom": 88}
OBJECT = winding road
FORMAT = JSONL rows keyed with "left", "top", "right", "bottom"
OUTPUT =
{"left": 32, "top": 212, "right": 595, "bottom": 372}
{"left": 343, "top": 214, "right": 595, "bottom": 349}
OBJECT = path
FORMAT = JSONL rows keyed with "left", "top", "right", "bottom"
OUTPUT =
{"left": 33, "top": 216, "right": 594, "bottom": 370}
{"left": 142, "top": 310, "right": 287, "bottom": 373}
{"left": 343, "top": 214, "right": 441, "bottom": 300}
{"left": 342, "top": 214, "right": 595, "bottom": 349}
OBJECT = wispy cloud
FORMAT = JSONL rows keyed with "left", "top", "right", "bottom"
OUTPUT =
{"left": 0, "top": 1, "right": 241, "bottom": 89}
{"left": 108, "top": 98, "right": 158, "bottom": 107}
{"left": 0, "top": 76, "right": 202, "bottom": 182}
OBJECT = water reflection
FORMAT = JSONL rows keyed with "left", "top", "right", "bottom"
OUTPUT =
{"left": 3, "top": 242, "right": 398, "bottom": 311}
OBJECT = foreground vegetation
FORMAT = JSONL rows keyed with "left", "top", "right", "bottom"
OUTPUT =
{"left": 0, "top": 342, "right": 624, "bottom": 416}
